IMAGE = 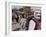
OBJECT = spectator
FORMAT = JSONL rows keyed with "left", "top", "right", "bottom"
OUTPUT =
{"left": 28, "top": 11, "right": 41, "bottom": 30}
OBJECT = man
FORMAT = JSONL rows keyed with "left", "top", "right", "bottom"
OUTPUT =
{"left": 19, "top": 6, "right": 31, "bottom": 30}
{"left": 28, "top": 10, "right": 41, "bottom": 30}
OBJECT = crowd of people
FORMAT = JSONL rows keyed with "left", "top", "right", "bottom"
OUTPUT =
{"left": 12, "top": 6, "right": 41, "bottom": 31}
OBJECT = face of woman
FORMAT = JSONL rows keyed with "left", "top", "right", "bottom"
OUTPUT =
{"left": 34, "top": 11, "right": 41, "bottom": 20}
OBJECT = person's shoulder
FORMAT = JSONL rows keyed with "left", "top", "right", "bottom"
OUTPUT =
{"left": 29, "top": 19, "right": 35, "bottom": 24}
